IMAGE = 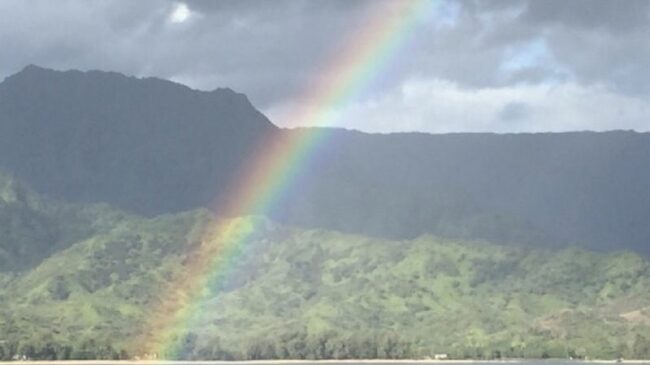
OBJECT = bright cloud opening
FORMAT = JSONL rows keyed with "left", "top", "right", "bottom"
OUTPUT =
{"left": 169, "top": 2, "right": 192, "bottom": 24}
{"left": 265, "top": 79, "right": 650, "bottom": 134}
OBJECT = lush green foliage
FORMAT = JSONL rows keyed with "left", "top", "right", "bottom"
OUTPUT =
{"left": 1, "top": 174, "right": 650, "bottom": 360}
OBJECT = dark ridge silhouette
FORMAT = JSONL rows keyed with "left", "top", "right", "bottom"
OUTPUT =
{"left": 1, "top": 66, "right": 650, "bottom": 253}
{"left": 0, "top": 65, "right": 277, "bottom": 214}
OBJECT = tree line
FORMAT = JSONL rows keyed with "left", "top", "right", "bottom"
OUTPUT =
{"left": 2, "top": 332, "right": 649, "bottom": 360}
{"left": 0, "top": 340, "right": 128, "bottom": 361}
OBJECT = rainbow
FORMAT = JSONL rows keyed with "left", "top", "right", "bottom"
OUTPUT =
{"left": 141, "top": 0, "right": 436, "bottom": 358}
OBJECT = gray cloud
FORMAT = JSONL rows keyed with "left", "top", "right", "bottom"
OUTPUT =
{"left": 498, "top": 101, "right": 530, "bottom": 123}
{"left": 523, "top": 0, "right": 650, "bottom": 32}
{"left": 1, "top": 0, "right": 649, "bottom": 132}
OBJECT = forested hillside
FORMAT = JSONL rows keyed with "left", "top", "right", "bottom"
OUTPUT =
{"left": 1, "top": 174, "right": 649, "bottom": 361}
{"left": 0, "top": 172, "right": 129, "bottom": 271}
{"left": 1, "top": 66, "right": 650, "bottom": 253}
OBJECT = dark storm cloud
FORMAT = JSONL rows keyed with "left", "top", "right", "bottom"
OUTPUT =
{"left": 523, "top": 0, "right": 650, "bottom": 95}
{"left": 0, "top": 0, "right": 378, "bottom": 108}
{"left": 449, "top": 0, "right": 650, "bottom": 94}
{"left": 523, "top": 0, "right": 650, "bottom": 32}
{"left": 1, "top": 0, "right": 649, "bottom": 132}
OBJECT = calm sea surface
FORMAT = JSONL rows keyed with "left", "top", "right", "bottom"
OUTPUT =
{"left": 48, "top": 360, "right": 650, "bottom": 365}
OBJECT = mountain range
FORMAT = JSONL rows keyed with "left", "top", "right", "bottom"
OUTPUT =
{"left": 1, "top": 65, "right": 650, "bottom": 253}
{"left": 0, "top": 172, "right": 649, "bottom": 360}
{"left": 1, "top": 65, "right": 650, "bottom": 360}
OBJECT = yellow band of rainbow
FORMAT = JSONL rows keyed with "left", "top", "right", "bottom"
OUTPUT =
{"left": 140, "top": 0, "right": 438, "bottom": 358}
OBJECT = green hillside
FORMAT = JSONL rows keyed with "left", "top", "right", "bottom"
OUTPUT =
{"left": 1, "top": 175, "right": 650, "bottom": 360}
{"left": 0, "top": 172, "right": 130, "bottom": 271}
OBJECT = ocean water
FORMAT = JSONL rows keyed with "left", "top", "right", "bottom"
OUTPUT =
{"left": 40, "top": 361, "right": 650, "bottom": 365}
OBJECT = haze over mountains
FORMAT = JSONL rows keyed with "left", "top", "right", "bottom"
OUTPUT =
{"left": 1, "top": 65, "right": 650, "bottom": 253}
{"left": 2, "top": 65, "right": 650, "bottom": 360}
{"left": 1, "top": 172, "right": 650, "bottom": 360}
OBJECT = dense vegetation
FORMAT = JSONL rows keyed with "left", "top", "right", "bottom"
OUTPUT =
{"left": 2, "top": 66, "right": 650, "bottom": 253}
{"left": 1, "top": 174, "right": 649, "bottom": 360}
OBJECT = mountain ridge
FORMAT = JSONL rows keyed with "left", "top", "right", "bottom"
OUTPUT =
{"left": 5, "top": 65, "right": 648, "bottom": 136}
{"left": 2, "top": 64, "right": 255, "bottom": 104}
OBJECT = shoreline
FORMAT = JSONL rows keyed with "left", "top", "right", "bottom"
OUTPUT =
{"left": 1, "top": 360, "right": 649, "bottom": 364}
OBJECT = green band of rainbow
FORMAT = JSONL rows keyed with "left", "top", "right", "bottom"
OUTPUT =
{"left": 141, "top": 0, "right": 437, "bottom": 358}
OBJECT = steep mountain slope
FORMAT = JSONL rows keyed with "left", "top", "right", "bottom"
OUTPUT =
{"left": 279, "top": 129, "right": 650, "bottom": 252}
{"left": 0, "top": 178, "right": 649, "bottom": 360}
{"left": 1, "top": 66, "right": 650, "bottom": 253}
{"left": 0, "top": 65, "right": 276, "bottom": 214}
{"left": 0, "top": 172, "right": 128, "bottom": 271}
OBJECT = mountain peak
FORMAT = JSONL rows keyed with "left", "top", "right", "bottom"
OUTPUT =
{"left": 1, "top": 65, "right": 275, "bottom": 127}
{"left": 20, "top": 64, "right": 46, "bottom": 73}
{"left": 3, "top": 65, "right": 263, "bottom": 111}
{"left": 0, "top": 65, "right": 277, "bottom": 215}
{"left": 2, "top": 64, "right": 51, "bottom": 84}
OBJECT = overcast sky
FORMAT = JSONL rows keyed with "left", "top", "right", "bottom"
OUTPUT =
{"left": 1, "top": 0, "right": 649, "bottom": 133}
